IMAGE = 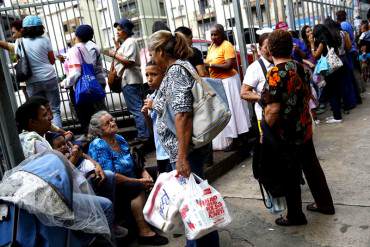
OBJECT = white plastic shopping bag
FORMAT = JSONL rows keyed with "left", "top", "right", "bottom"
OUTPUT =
{"left": 179, "top": 174, "right": 232, "bottom": 240}
{"left": 143, "top": 171, "right": 187, "bottom": 233}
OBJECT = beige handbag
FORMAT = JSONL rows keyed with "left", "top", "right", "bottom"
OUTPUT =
{"left": 164, "top": 62, "right": 231, "bottom": 148}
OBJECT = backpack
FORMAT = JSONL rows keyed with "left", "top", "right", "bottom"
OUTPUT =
{"left": 164, "top": 62, "right": 231, "bottom": 148}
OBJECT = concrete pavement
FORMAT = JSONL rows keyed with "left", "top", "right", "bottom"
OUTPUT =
{"left": 133, "top": 90, "right": 370, "bottom": 247}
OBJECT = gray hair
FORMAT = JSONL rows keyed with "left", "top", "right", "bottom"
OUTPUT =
{"left": 88, "top": 110, "right": 110, "bottom": 138}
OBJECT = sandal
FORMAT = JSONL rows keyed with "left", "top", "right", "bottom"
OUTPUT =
{"left": 306, "top": 203, "right": 335, "bottom": 215}
{"left": 275, "top": 216, "right": 307, "bottom": 226}
{"left": 137, "top": 233, "right": 168, "bottom": 246}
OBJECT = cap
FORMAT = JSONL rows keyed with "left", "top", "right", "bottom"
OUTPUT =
{"left": 275, "top": 21, "right": 289, "bottom": 31}
{"left": 75, "top": 24, "right": 94, "bottom": 41}
{"left": 22, "top": 15, "right": 42, "bottom": 28}
{"left": 114, "top": 18, "right": 134, "bottom": 36}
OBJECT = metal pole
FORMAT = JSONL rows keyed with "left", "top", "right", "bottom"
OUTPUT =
{"left": 232, "top": 0, "right": 248, "bottom": 75}
{"left": 0, "top": 51, "right": 25, "bottom": 171}
{"left": 286, "top": 0, "right": 295, "bottom": 30}
{"left": 0, "top": 25, "right": 17, "bottom": 112}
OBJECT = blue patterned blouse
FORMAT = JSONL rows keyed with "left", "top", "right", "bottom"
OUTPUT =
{"left": 88, "top": 134, "right": 136, "bottom": 178}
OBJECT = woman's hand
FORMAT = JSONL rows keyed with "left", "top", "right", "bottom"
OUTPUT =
{"left": 94, "top": 164, "right": 106, "bottom": 186}
{"left": 176, "top": 158, "right": 191, "bottom": 177}
{"left": 138, "top": 177, "right": 154, "bottom": 189}
{"left": 141, "top": 169, "right": 153, "bottom": 182}
{"left": 113, "top": 38, "right": 120, "bottom": 50}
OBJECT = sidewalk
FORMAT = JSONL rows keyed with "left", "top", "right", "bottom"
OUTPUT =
{"left": 131, "top": 87, "right": 370, "bottom": 247}
{"left": 210, "top": 89, "right": 370, "bottom": 246}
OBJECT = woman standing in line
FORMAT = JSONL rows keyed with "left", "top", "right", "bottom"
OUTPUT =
{"left": 261, "top": 30, "right": 334, "bottom": 226}
{"left": 16, "top": 15, "right": 62, "bottom": 127}
{"left": 205, "top": 24, "right": 251, "bottom": 151}
{"left": 148, "top": 30, "right": 220, "bottom": 247}
{"left": 62, "top": 24, "right": 106, "bottom": 133}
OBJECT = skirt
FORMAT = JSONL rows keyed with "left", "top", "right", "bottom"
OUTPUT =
{"left": 212, "top": 73, "right": 251, "bottom": 150}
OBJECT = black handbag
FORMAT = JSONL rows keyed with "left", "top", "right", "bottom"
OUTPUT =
{"left": 252, "top": 121, "right": 288, "bottom": 198}
{"left": 15, "top": 39, "right": 33, "bottom": 83}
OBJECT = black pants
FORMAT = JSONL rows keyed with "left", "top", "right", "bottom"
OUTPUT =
{"left": 285, "top": 139, "right": 334, "bottom": 221}
{"left": 325, "top": 70, "right": 343, "bottom": 120}
{"left": 114, "top": 166, "right": 157, "bottom": 228}
{"left": 69, "top": 89, "right": 107, "bottom": 134}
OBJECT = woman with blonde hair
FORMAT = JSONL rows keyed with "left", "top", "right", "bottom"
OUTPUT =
{"left": 148, "top": 30, "right": 220, "bottom": 247}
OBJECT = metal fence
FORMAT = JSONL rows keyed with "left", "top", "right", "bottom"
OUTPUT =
{"left": 0, "top": 0, "right": 354, "bottom": 176}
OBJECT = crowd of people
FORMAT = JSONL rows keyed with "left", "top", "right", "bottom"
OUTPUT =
{"left": 0, "top": 8, "right": 368, "bottom": 246}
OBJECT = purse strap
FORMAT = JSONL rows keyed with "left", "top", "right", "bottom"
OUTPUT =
{"left": 258, "top": 182, "right": 273, "bottom": 209}
{"left": 76, "top": 47, "right": 86, "bottom": 65}
{"left": 167, "top": 62, "right": 216, "bottom": 97}
{"left": 19, "top": 38, "right": 32, "bottom": 67}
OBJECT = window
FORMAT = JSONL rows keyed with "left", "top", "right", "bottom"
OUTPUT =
{"left": 199, "top": 0, "right": 210, "bottom": 14}
{"left": 222, "top": 0, "right": 232, "bottom": 4}
{"left": 132, "top": 22, "right": 141, "bottom": 37}
{"left": 227, "top": 17, "right": 236, "bottom": 27}
{"left": 120, "top": 0, "right": 138, "bottom": 17}
{"left": 197, "top": 17, "right": 216, "bottom": 34}
{"left": 63, "top": 24, "right": 68, "bottom": 32}
{"left": 159, "top": 1, "right": 166, "bottom": 16}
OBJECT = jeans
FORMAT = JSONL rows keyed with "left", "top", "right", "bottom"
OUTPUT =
{"left": 92, "top": 171, "right": 116, "bottom": 209}
{"left": 122, "top": 84, "right": 150, "bottom": 138}
{"left": 26, "top": 77, "right": 62, "bottom": 128}
{"left": 73, "top": 193, "right": 113, "bottom": 231}
{"left": 186, "top": 144, "right": 220, "bottom": 247}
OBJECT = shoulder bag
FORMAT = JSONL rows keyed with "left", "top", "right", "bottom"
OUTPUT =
{"left": 74, "top": 48, "right": 106, "bottom": 105}
{"left": 164, "top": 62, "right": 231, "bottom": 148}
{"left": 15, "top": 38, "right": 33, "bottom": 83}
{"left": 326, "top": 45, "right": 343, "bottom": 74}
{"left": 107, "top": 50, "right": 123, "bottom": 93}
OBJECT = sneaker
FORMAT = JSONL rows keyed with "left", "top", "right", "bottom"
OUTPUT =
{"left": 314, "top": 120, "right": 320, "bottom": 125}
{"left": 326, "top": 118, "right": 342, "bottom": 124}
{"left": 325, "top": 116, "right": 334, "bottom": 121}
{"left": 113, "top": 225, "right": 128, "bottom": 239}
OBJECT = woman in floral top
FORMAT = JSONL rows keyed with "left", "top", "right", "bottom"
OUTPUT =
{"left": 262, "top": 30, "right": 335, "bottom": 227}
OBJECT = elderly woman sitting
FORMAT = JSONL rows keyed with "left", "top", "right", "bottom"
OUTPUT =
{"left": 88, "top": 110, "right": 168, "bottom": 246}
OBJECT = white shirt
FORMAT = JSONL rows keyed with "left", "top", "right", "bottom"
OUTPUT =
{"left": 114, "top": 37, "right": 143, "bottom": 87}
{"left": 15, "top": 37, "right": 56, "bottom": 84}
{"left": 242, "top": 56, "right": 273, "bottom": 120}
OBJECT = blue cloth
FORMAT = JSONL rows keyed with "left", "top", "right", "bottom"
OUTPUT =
{"left": 75, "top": 25, "right": 94, "bottom": 41}
{"left": 150, "top": 108, "right": 170, "bottom": 161}
{"left": 88, "top": 135, "right": 136, "bottom": 177}
{"left": 74, "top": 48, "right": 105, "bottom": 105}
{"left": 22, "top": 15, "right": 42, "bottom": 27}
{"left": 359, "top": 53, "right": 370, "bottom": 62}
{"left": 292, "top": 38, "right": 308, "bottom": 63}
{"left": 26, "top": 77, "right": 62, "bottom": 128}
{"left": 341, "top": 21, "right": 356, "bottom": 52}
{"left": 122, "top": 84, "right": 150, "bottom": 138}
{"left": 20, "top": 153, "right": 73, "bottom": 210}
